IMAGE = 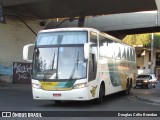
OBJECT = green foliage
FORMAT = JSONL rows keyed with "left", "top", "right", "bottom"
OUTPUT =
{"left": 153, "top": 33, "right": 160, "bottom": 49}
{"left": 122, "top": 33, "right": 160, "bottom": 48}
{"left": 123, "top": 35, "right": 136, "bottom": 45}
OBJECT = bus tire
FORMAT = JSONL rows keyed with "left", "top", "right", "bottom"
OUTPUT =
{"left": 123, "top": 79, "right": 131, "bottom": 95}
{"left": 130, "top": 78, "right": 132, "bottom": 88}
{"left": 95, "top": 83, "right": 105, "bottom": 104}
{"left": 54, "top": 100, "right": 61, "bottom": 104}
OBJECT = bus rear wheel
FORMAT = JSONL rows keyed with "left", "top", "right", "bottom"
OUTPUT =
{"left": 123, "top": 79, "right": 131, "bottom": 95}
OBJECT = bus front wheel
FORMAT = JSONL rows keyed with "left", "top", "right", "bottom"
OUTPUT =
{"left": 95, "top": 83, "right": 105, "bottom": 104}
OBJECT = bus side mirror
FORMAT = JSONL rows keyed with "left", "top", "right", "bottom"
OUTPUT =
{"left": 84, "top": 43, "right": 92, "bottom": 59}
{"left": 23, "top": 44, "right": 34, "bottom": 62}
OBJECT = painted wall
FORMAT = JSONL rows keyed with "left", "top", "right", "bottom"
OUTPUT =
{"left": 0, "top": 16, "right": 43, "bottom": 83}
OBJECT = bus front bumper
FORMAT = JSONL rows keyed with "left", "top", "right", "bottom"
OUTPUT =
{"left": 32, "top": 87, "right": 89, "bottom": 101}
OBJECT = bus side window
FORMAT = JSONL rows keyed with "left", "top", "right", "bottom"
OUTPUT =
{"left": 88, "top": 53, "right": 97, "bottom": 79}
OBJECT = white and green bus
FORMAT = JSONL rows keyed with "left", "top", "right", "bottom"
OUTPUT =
{"left": 23, "top": 27, "right": 137, "bottom": 103}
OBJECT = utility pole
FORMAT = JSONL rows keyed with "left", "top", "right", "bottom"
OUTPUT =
{"left": 151, "top": 33, "right": 154, "bottom": 74}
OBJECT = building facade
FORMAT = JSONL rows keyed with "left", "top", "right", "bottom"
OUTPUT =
{"left": 135, "top": 45, "right": 160, "bottom": 78}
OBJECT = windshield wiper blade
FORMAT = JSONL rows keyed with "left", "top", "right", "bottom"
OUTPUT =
{"left": 51, "top": 53, "right": 55, "bottom": 70}
{"left": 76, "top": 51, "right": 79, "bottom": 70}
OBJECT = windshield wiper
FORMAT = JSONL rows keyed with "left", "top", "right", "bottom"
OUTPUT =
{"left": 51, "top": 53, "right": 55, "bottom": 70}
{"left": 76, "top": 51, "right": 79, "bottom": 70}
{"left": 70, "top": 51, "right": 79, "bottom": 80}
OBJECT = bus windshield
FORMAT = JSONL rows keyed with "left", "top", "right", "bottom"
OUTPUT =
{"left": 32, "top": 31, "right": 87, "bottom": 81}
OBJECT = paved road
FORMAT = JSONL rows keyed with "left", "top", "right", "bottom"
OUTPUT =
{"left": 0, "top": 82, "right": 160, "bottom": 120}
{"left": 129, "top": 81, "right": 160, "bottom": 106}
{"left": 0, "top": 85, "right": 159, "bottom": 111}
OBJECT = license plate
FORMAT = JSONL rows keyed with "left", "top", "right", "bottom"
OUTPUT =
{"left": 53, "top": 94, "right": 61, "bottom": 97}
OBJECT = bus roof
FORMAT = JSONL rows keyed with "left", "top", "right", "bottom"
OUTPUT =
{"left": 39, "top": 27, "right": 99, "bottom": 33}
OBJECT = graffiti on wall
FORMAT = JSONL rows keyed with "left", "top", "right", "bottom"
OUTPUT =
{"left": 13, "top": 62, "right": 32, "bottom": 83}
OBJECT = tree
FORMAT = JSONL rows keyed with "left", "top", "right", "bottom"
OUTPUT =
{"left": 123, "top": 34, "right": 136, "bottom": 45}
{"left": 122, "top": 33, "right": 160, "bottom": 48}
{"left": 153, "top": 33, "right": 160, "bottom": 49}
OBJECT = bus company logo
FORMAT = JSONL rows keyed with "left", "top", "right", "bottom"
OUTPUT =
{"left": 90, "top": 85, "right": 97, "bottom": 97}
{"left": 2, "top": 112, "right": 11, "bottom": 117}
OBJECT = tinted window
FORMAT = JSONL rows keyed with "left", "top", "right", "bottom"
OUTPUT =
{"left": 99, "top": 35, "right": 115, "bottom": 58}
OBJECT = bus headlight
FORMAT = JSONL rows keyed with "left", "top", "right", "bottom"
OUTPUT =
{"left": 32, "top": 83, "right": 42, "bottom": 89}
{"left": 73, "top": 83, "right": 87, "bottom": 89}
